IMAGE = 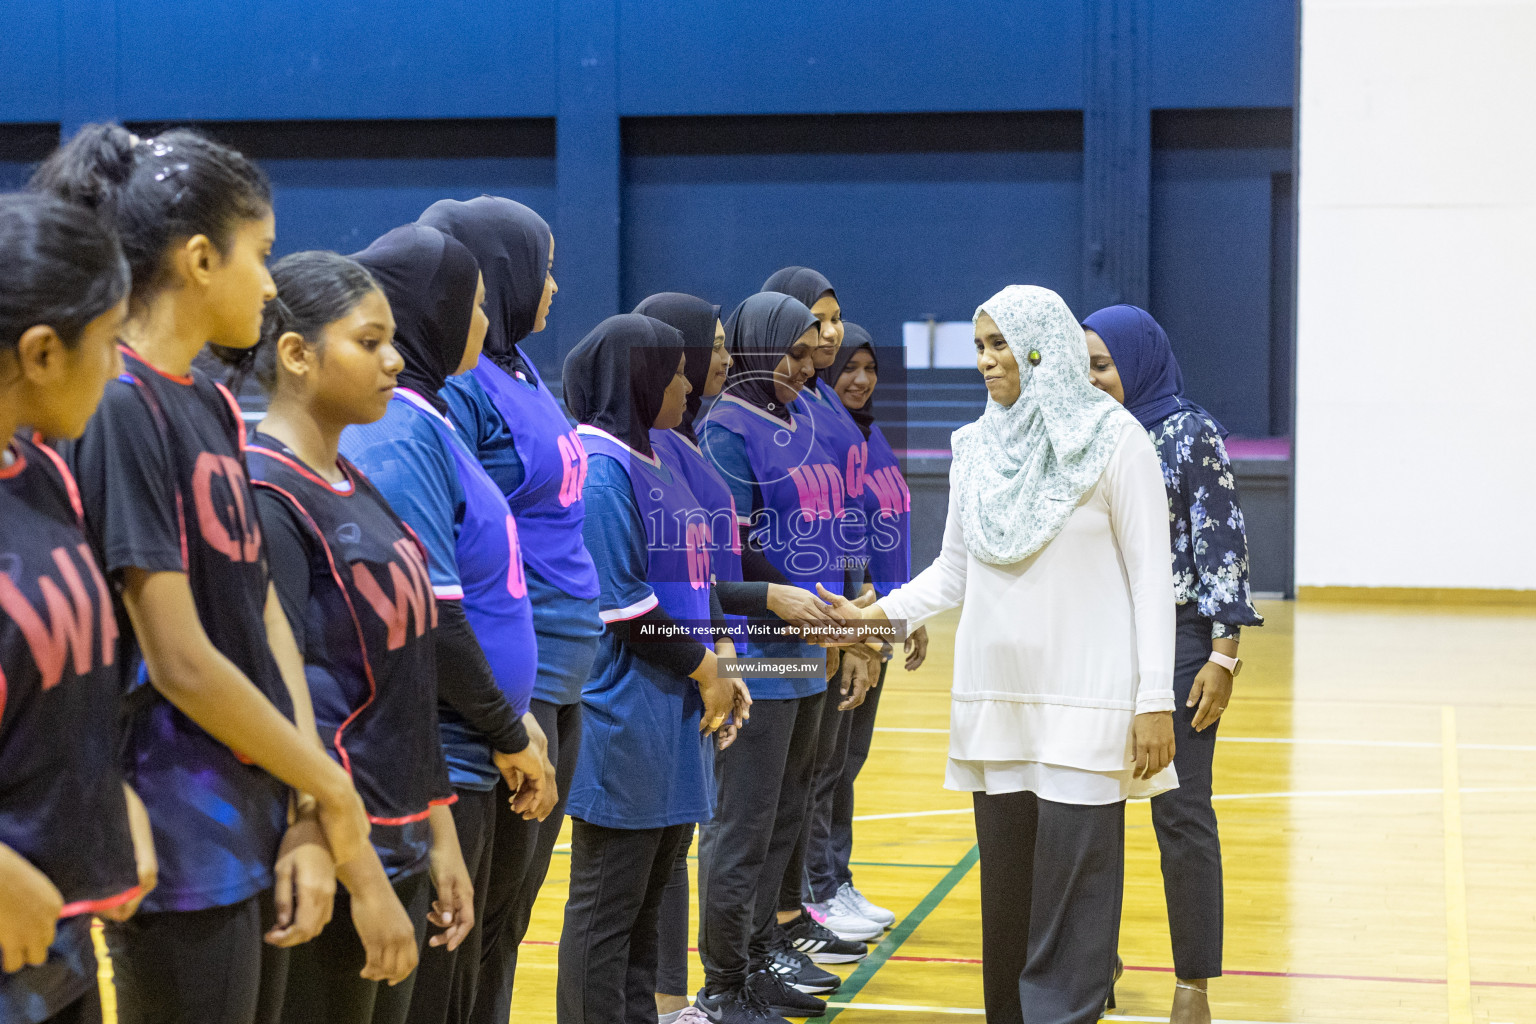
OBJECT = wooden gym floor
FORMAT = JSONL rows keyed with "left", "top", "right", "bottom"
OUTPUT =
{"left": 506, "top": 598, "right": 1536, "bottom": 1024}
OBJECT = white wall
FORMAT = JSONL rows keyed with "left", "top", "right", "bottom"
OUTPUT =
{"left": 1295, "top": 0, "right": 1536, "bottom": 589}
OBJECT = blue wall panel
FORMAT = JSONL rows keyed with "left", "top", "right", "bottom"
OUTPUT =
{"left": 1150, "top": 145, "right": 1289, "bottom": 437}
{"left": 263, "top": 157, "right": 556, "bottom": 258}
{"left": 618, "top": 0, "right": 1086, "bottom": 114}
{"left": 622, "top": 149, "right": 1082, "bottom": 363}
{"left": 113, "top": 0, "right": 557, "bottom": 120}
{"left": 0, "top": 4, "right": 60, "bottom": 122}
{"left": 1150, "top": 1, "right": 1296, "bottom": 108}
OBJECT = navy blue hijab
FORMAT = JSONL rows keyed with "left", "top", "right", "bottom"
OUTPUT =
{"left": 563, "top": 314, "right": 685, "bottom": 459}
{"left": 723, "top": 292, "right": 819, "bottom": 424}
{"left": 1081, "top": 304, "right": 1228, "bottom": 438}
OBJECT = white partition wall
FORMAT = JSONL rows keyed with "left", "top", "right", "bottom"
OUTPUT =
{"left": 1295, "top": 0, "right": 1536, "bottom": 590}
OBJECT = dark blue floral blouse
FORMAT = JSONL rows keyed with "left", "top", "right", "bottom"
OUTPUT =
{"left": 1148, "top": 411, "right": 1265, "bottom": 640}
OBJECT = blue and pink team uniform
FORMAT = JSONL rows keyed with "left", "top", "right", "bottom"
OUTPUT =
{"left": 442, "top": 357, "right": 600, "bottom": 704}
{"left": 341, "top": 387, "right": 538, "bottom": 790}
{"left": 567, "top": 424, "right": 717, "bottom": 830}
{"left": 0, "top": 437, "right": 140, "bottom": 1024}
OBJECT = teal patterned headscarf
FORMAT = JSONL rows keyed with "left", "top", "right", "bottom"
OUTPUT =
{"left": 951, "top": 285, "right": 1136, "bottom": 566}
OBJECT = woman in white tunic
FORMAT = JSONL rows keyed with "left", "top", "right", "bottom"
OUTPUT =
{"left": 820, "top": 285, "right": 1177, "bottom": 1024}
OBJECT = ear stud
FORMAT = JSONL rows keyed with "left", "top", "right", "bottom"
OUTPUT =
{"left": 1027, "top": 350, "right": 1042, "bottom": 366}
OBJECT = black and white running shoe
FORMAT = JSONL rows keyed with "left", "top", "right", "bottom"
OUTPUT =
{"left": 693, "top": 985, "right": 790, "bottom": 1024}
{"left": 782, "top": 911, "right": 869, "bottom": 964}
{"left": 765, "top": 931, "right": 841, "bottom": 994}
{"left": 744, "top": 967, "right": 828, "bottom": 1018}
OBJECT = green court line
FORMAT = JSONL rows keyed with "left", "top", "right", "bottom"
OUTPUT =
{"left": 810, "top": 843, "right": 980, "bottom": 1022}
{"left": 548, "top": 850, "right": 957, "bottom": 869}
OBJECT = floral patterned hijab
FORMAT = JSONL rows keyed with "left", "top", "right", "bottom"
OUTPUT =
{"left": 950, "top": 285, "right": 1136, "bottom": 566}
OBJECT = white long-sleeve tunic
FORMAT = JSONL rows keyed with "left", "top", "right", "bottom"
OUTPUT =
{"left": 877, "top": 419, "right": 1179, "bottom": 804}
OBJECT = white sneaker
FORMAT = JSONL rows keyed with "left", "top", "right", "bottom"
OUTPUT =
{"left": 837, "top": 882, "right": 896, "bottom": 929}
{"left": 660, "top": 1007, "right": 714, "bottom": 1024}
{"left": 803, "top": 899, "right": 882, "bottom": 942}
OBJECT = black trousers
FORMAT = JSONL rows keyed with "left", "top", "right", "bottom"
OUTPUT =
{"left": 654, "top": 822, "right": 696, "bottom": 997}
{"left": 973, "top": 791, "right": 1124, "bottom": 1024}
{"left": 279, "top": 869, "right": 433, "bottom": 1024}
{"left": 104, "top": 889, "right": 289, "bottom": 1024}
{"left": 41, "top": 992, "right": 102, "bottom": 1024}
{"left": 1149, "top": 603, "right": 1224, "bottom": 980}
{"left": 556, "top": 819, "right": 691, "bottom": 1024}
{"left": 696, "top": 691, "right": 823, "bottom": 990}
{"left": 470, "top": 699, "right": 583, "bottom": 1024}
{"left": 404, "top": 787, "right": 496, "bottom": 1024}
{"left": 821, "top": 661, "right": 886, "bottom": 896}
{"left": 781, "top": 672, "right": 855, "bottom": 910}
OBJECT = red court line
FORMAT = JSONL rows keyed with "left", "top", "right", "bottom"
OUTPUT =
{"left": 515, "top": 940, "right": 1536, "bottom": 991}
{"left": 872, "top": 955, "right": 1536, "bottom": 990}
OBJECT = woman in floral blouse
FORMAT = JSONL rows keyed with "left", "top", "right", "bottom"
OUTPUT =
{"left": 1083, "top": 304, "right": 1263, "bottom": 1024}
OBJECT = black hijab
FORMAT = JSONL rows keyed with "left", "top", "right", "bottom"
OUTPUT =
{"left": 632, "top": 292, "right": 721, "bottom": 445}
{"left": 825, "top": 321, "right": 877, "bottom": 438}
{"left": 723, "top": 292, "right": 819, "bottom": 423}
{"left": 761, "top": 266, "right": 836, "bottom": 309}
{"left": 417, "top": 195, "right": 550, "bottom": 378}
{"left": 562, "top": 314, "right": 685, "bottom": 459}
{"left": 351, "top": 224, "right": 480, "bottom": 413}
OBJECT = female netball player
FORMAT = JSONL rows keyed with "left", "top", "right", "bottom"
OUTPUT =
{"left": 758, "top": 268, "right": 883, "bottom": 945}
{"left": 0, "top": 192, "right": 156, "bottom": 1024}
{"left": 338, "top": 224, "right": 551, "bottom": 1024}
{"left": 694, "top": 292, "right": 875, "bottom": 1022}
{"left": 810, "top": 324, "right": 923, "bottom": 932}
{"left": 234, "top": 250, "right": 476, "bottom": 1024}
{"left": 32, "top": 125, "right": 371, "bottom": 1024}
{"left": 417, "top": 197, "right": 601, "bottom": 1024}
{"left": 635, "top": 292, "right": 841, "bottom": 1018}
{"left": 556, "top": 313, "right": 748, "bottom": 1024}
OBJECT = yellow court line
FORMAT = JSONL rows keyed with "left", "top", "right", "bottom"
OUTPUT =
{"left": 1441, "top": 705, "right": 1473, "bottom": 1024}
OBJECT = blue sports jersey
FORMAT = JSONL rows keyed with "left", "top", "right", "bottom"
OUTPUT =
{"left": 799, "top": 378, "right": 869, "bottom": 595}
{"left": 443, "top": 361, "right": 602, "bottom": 705}
{"left": 566, "top": 429, "right": 715, "bottom": 830}
{"left": 862, "top": 423, "right": 912, "bottom": 595}
{"left": 700, "top": 394, "right": 848, "bottom": 700}
{"left": 248, "top": 436, "right": 455, "bottom": 878}
{"left": 652, "top": 427, "right": 745, "bottom": 648}
{"left": 63, "top": 349, "right": 290, "bottom": 912}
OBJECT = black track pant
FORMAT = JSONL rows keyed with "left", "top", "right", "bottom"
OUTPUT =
{"left": 104, "top": 889, "right": 288, "bottom": 1024}
{"left": 470, "top": 699, "right": 583, "bottom": 1024}
{"left": 556, "top": 820, "right": 691, "bottom": 1024}
{"left": 279, "top": 870, "right": 433, "bottom": 1024}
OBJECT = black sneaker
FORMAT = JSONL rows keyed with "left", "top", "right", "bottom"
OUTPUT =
{"left": 782, "top": 911, "right": 868, "bottom": 964}
{"left": 693, "top": 984, "right": 790, "bottom": 1024}
{"left": 767, "top": 930, "right": 841, "bottom": 994}
{"left": 744, "top": 967, "right": 828, "bottom": 1018}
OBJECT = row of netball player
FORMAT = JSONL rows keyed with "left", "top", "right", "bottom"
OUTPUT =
{"left": 0, "top": 122, "right": 920, "bottom": 1024}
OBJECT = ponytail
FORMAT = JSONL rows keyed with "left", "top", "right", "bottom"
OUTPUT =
{"left": 30, "top": 123, "right": 272, "bottom": 308}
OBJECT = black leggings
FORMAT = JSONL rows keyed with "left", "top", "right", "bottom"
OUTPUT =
{"left": 654, "top": 822, "right": 696, "bottom": 997}
{"left": 279, "top": 870, "right": 433, "bottom": 1024}
{"left": 104, "top": 890, "right": 289, "bottom": 1024}
{"left": 469, "top": 698, "right": 583, "bottom": 1024}
{"left": 404, "top": 788, "right": 497, "bottom": 1024}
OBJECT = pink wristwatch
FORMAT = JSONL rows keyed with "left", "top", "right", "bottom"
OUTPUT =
{"left": 1207, "top": 651, "right": 1242, "bottom": 676}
